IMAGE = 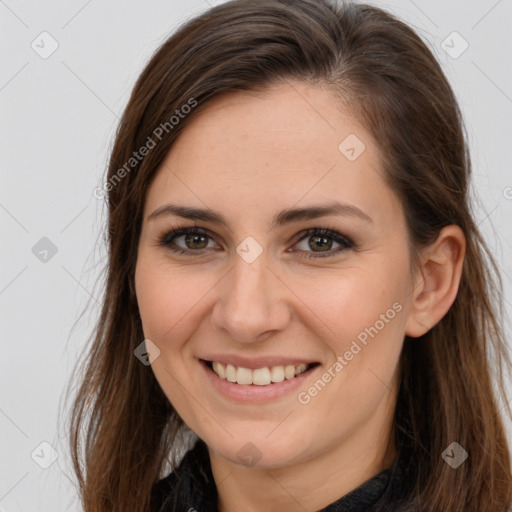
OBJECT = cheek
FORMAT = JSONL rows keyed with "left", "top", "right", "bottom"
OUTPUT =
{"left": 296, "top": 270, "right": 407, "bottom": 345}
{"left": 134, "top": 256, "right": 220, "bottom": 354}
{"left": 135, "top": 259, "right": 190, "bottom": 346}
{"left": 293, "top": 273, "right": 407, "bottom": 419}
{"left": 289, "top": 257, "right": 409, "bottom": 387}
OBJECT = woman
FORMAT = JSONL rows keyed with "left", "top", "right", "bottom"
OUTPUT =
{"left": 66, "top": 0, "right": 512, "bottom": 510}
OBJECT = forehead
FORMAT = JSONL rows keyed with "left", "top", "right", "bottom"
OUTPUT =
{"left": 145, "top": 81, "right": 402, "bottom": 226}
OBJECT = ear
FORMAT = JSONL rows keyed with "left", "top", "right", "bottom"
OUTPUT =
{"left": 405, "top": 225, "right": 466, "bottom": 338}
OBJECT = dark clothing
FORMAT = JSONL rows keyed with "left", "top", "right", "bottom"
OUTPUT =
{"left": 151, "top": 439, "right": 416, "bottom": 511}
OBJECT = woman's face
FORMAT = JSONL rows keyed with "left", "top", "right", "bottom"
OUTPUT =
{"left": 135, "top": 81, "right": 416, "bottom": 470}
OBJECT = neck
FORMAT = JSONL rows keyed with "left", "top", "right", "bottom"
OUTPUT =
{"left": 208, "top": 387, "right": 399, "bottom": 512}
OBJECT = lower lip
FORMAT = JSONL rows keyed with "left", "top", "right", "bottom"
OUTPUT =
{"left": 200, "top": 359, "right": 320, "bottom": 403}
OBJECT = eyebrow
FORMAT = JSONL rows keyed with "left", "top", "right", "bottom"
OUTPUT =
{"left": 147, "top": 201, "right": 373, "bottom": 228}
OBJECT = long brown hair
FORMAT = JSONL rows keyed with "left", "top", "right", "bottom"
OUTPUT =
{"left": 64, "top": 1, "right": 512, "bottom": 510}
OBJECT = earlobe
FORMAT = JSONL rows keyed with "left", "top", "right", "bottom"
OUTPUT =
{"left": 405, "top": 225, "right": 466, "bottom": 338}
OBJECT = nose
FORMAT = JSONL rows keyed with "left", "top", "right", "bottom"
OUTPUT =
{"left": 211, "top": 249, "right": 291, "bottom": 344}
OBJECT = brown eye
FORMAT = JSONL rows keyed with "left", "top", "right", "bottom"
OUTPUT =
{"left": 159, "top": 226, "right": 354, "bottom": 259}
{"left": 292, "top": 228, "right": 353, "bottom": 259}
{"left": 183, "top": 232, "right": 209, "bottom": 250}
{"left": 308, "top": 234, "right": 333, "bottom": 252}
{"left": 160, "top": 227, "right": 219, "bottom": 254}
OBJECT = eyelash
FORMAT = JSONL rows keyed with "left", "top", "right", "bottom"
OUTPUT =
{"left": 157, "top": 225, "right": 354, "bottom": 260}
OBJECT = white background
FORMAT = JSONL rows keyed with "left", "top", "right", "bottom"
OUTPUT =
{"left": 1, "top": 0, "right": 511, "bottom": 510}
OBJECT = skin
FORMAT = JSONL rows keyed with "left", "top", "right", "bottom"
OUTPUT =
{"left": 135, "top": 81, "right": 465, "bottom": 511}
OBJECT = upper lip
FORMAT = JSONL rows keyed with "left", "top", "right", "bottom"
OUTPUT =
{"left": 199, "top": 355, "right": 319, "bottom": 370}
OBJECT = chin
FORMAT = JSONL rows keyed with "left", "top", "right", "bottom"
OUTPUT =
{"left": 206, "top": 431, "right": 312, "bottom": 470}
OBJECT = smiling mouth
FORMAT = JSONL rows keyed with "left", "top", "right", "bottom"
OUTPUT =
{"left": 201, "top": 359, "right": 321, "bottom": 386}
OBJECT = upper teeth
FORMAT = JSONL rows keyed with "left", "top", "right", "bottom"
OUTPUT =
{"left": 211, "top": 362, "right": 310, "bottom": 385}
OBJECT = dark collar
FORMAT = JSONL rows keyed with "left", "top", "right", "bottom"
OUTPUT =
{"left": 152, "top": 439, "right": 415, "bottom": 512}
